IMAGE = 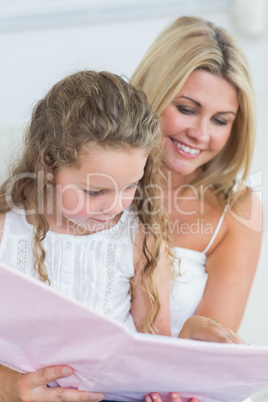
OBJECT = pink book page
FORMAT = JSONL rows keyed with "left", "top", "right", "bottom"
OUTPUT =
{"left": 0, "top": 261, "right": 268, "bottom": 402}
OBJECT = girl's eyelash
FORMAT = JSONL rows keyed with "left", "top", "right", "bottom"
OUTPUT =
{"left": 83, "top": 189, "right": 104, "bottom": 197}
{"left": 127, "top": 183, "right": 139, "bottom": 189}
{"left": 83, "top": 183, "right": 139, "bottom": 197}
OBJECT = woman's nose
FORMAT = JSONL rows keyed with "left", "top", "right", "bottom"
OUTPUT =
{"left": 186, "top": 119, "right": 210, "bottom": 143}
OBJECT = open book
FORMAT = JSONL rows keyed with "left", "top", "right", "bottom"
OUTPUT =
{"left": 0, "top": 261, "right": 268, "bottom": 402}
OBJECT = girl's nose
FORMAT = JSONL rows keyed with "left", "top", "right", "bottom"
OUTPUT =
{"left": 101, "top": 197, "right": 124, "bottom": 215}
{"left": 106, "top": 201, "right": 124, "bottom": 215}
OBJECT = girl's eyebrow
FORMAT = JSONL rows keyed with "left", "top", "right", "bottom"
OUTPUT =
{"left": 79, "top": 178, "right": 142, "bottom": 191}
{"left": 176, "top": 95, "right": 237, "bottom": 115}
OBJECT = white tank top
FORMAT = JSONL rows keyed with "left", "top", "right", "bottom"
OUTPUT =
{"left": 0, "top": 208, "right": 139, "bottom": 331}
{"left": 170, "top": 205, "right": 228, "bottom": 337}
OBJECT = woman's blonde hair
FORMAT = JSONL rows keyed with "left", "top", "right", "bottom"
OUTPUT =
{"left": 131, "top": 16, "right": 256, "bottom": 204}
{"left": 0, "top": 70, "right": 170, "bottom": 333}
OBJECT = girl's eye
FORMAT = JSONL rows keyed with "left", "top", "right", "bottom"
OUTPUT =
{"left": 175, "top": 105, "right": 195, "bottom": 115}
{"left": 83, "top": 189, "right": 104, "bottom": 197}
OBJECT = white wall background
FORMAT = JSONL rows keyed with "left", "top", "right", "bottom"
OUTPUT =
{"left": 1, "top": 0, "right": 268, "bottom": 400}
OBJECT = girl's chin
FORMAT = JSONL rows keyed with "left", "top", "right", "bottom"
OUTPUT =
{"left": 65, "top": 219, "right": 108, "bottom": 236}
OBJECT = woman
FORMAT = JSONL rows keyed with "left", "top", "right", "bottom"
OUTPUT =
{"left": 132, "top": 15, "right": 262, "bottom": 336}
{"left": 131, "top": 16, "right": 262, "bottom": 402}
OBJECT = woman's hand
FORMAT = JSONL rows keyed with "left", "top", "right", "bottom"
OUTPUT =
{"left": 145, "top": 393, "right": 199, "bottom": 402}
{"left": 0, "top": 364, "right": 104, "bottom": 401}
{"left": 178, "top": 316, "right": 244, "bottom": 344}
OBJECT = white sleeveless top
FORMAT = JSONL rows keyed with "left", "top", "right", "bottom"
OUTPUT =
{"left": 0, "top": 208, "right": 138, "bottom": 331}
{"left": 170, "top": 206, "right": 228, "bottom": 337}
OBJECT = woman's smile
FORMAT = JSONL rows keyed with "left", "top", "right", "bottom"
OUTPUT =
{"left": 171, "top": 138, "right": 202, "bottom": 158}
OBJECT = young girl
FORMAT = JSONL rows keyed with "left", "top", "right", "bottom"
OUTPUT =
{"left": 0, "top": 69, "right": 244, "bottom": 402}
{"left": 0, "top": 70, "right": 172, "bottom": 400}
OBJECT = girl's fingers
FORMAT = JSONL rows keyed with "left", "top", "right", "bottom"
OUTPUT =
{"left": 145, "top": 393, "right": 182, "bottom": 402}
{"left": 21, "top": 365, "right": 74, "bottom": 387}
{"left": 45, "top": 387, "right": 104, "bottom": 401}
{"left": 17, "top": 365, "right": 104, "bottom": 401}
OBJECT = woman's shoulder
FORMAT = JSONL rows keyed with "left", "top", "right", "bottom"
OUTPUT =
{"left": 226, "top": 186, "right": 262, "bottom": 233}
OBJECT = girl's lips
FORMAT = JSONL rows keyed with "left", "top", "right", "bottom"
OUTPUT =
{"left": 170, "top": 138, "right": 202, "bottom": 159}
{"left": 92, "top": 218, "right": 113, "bottom": 223}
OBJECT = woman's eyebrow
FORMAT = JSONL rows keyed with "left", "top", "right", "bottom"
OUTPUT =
{"left": 176, "top": 95, "right": 202, "bottom": 107}
{"left": 217, "top": 111, "right": 237, "bottom": 116}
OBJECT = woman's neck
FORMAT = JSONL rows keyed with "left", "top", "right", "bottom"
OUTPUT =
{"left": 160, "top": 165, "right": 202, "bottom": 193}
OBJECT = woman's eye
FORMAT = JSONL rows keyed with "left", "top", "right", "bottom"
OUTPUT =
{"left": 175, "top": 105, "right": 194, "bottom": 115}
{"left": 83, "top": 189, "right": 104, "bottom": 197}
{"left": 213, "top": 117, "right": 227, "bottom": 126}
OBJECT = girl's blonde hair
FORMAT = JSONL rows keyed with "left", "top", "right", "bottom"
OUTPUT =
{"left": 131, "top": 16, "right": 256, "bottom": 204}
{"left": 0, "top": 70, "right": 170, "bottom": 333}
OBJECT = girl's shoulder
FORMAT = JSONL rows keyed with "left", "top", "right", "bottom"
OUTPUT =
{"left": 0, "top": 213, "right": 5, "bottom": 243}
{"left": 0, "top": 209, "right": 29, "bottom": 244}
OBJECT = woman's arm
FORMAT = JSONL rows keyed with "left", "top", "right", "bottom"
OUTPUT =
{"left": 0, "top": 364, "right": 104, "bottom": 401}
{"left": 195, "top": 191, "right": 262, "bottom": 331}
{"left": 143, "top": 315, "right": 245, "bottom": 402}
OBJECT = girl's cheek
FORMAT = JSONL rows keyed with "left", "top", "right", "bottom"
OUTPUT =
{"left": 57, "top": 188, "right": 82, "bottom": 214}
{"left": 121, "top": 190, "right": 138, "bottom": 210}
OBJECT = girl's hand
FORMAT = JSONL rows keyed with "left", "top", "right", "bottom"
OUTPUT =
{"left": 145, "top": 393, "right": 199, "bottom": 402}
{"left": 1, "top": 364, "right": 104, "bottom": 401}
{"left": 178, "top": 316, "right": 244, "bottom": 344}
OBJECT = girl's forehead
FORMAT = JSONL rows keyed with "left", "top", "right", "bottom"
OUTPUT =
{"left": 82, "top": 142, "right": 148, "bottom": 160}
{"left": 56, "top": 145, "right": 148, "bottom": 189}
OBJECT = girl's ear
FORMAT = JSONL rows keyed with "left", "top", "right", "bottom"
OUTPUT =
{"left": 44, "top": 156, "right": 55, "bottom": 183}
{"left": 45, "top": 155, "right": 51, "bottom": 165}
{"left": 44, "top": 155, "right": 54, "bottom": 174}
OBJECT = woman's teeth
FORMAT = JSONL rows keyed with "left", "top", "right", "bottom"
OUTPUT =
{"left": 173, "top": 140, "right": 201, "bottom": 155}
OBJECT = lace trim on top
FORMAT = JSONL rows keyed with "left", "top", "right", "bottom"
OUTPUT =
{"left": 17, "top": 238, "right": 27, "bottom": 273}
{"left": 103, "top": 243, "right": 117, "bottom": 315}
